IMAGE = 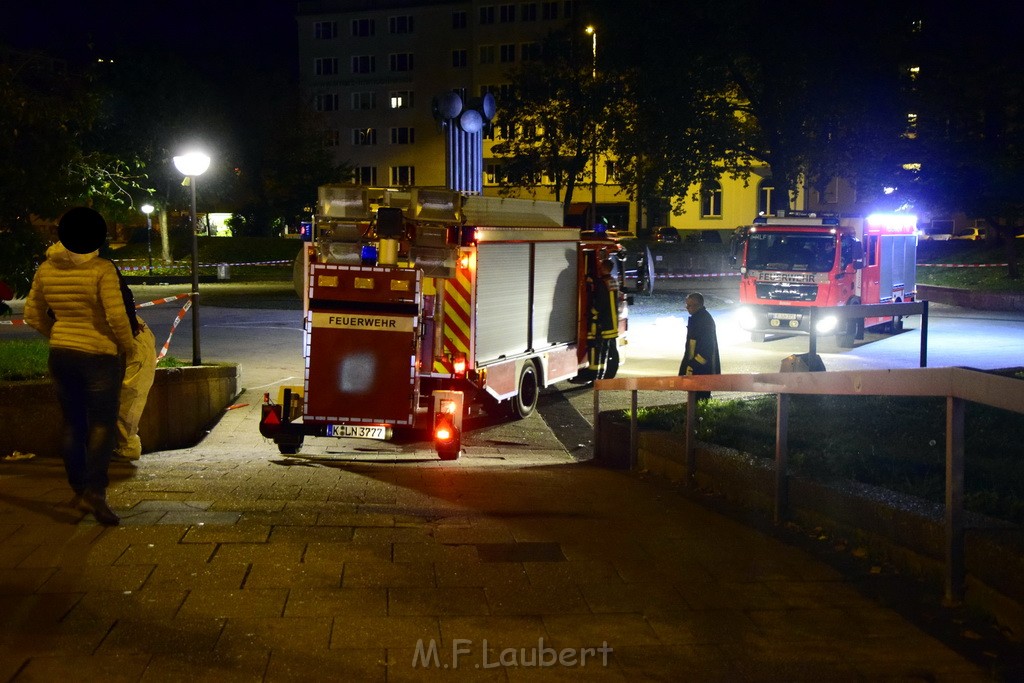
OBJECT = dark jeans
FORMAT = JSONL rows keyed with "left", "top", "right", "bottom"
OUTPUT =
{"left": 48, "top": 348, "right": 124, "bottom": 495}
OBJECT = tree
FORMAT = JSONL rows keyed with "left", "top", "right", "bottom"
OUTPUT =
{"left": 491, "top": 27, "right": 609, "bottom": 212}
{"left": 0, "top": 47, "right": 148, "bottom": 295}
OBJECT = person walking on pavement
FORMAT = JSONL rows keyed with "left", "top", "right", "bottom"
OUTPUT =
{"left": 24, "top": 207, "right": 136, "bottom": 525}
{"left": 570, "top": 256, "right": 619, "bottom": 385}
{"left": 678, "top": 292, "right": 720, "bottom": 401}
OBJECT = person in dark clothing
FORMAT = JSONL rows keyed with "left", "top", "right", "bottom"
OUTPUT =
{"left": 570, "top": 257, "right": 619, "bottom": 384}
{"left": 678, "top": 292, "right": 721, "bottom": 401}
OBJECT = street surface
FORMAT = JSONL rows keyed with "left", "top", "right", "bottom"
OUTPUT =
{"left": 5, "top": 278, "right": 1023, "bottom": 456}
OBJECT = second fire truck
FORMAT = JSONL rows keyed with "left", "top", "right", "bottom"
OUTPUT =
{"left": 260, "top": 185, "right": 628, "bottom": 459}
{"left": 734, "top": 211, "right": 918, "bottom": 347}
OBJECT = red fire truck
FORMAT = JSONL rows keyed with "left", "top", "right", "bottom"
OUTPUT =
{"left": 260, "top": 185, "right": 628, "bottom": 459}
{"left": 734, "top": 212, "right": 917, "bottom": 347}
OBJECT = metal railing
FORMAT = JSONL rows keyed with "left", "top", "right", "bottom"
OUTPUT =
{"left": 801, "top": 301, "right": 929, "bottom": 365}
{"left": 594, "top": 367, "right": 1024, "bottom": 606}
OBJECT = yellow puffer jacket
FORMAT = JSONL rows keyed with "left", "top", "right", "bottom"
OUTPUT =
{"left": 24, "top": 243, "right": 135, "bottom": 358}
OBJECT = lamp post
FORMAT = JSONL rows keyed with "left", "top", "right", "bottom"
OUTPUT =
{"left": 141, "top": 203, "right": 154, "bottom": 277}
{"left": 172, "top": 151, "right": 211, "bottom": 366}
{"left": 585, "top": 25, "right": 598, "bottom": 230}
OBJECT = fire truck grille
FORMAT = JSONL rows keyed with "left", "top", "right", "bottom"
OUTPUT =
{"left": 755, "top": 282, "right": 818, "bottom": 302}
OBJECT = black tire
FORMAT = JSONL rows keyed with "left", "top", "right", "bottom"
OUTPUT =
{"left": 511, "top": 360, "right": 540, "bottom": 419}
{"left": 640, "top": 246, "right": 655, "bottom": 295}
{"left": 438, "top": 447, "right": 460, "bottom": 461}
{"left": 836, "top": 299, "right": 861, "bottom": 348}
{"left": 277, "top": 437, "right": 303, "bottom": 455}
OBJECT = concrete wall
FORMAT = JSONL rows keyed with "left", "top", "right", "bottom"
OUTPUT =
{"left": 1, "top": 365, "right": 239, "bottom": 457}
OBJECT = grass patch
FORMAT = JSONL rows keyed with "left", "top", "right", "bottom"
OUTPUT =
{"left": 638, "top": 392, "right": 1024, "bottom": 525}
{"left": 110, "top": 237, "right": 300, "bottom": 283}
{"left": 917, "top": 241, "right": 1024, "bottom": 292}
{"left": 0, "top": 339, "right": 187, "bottom": 380}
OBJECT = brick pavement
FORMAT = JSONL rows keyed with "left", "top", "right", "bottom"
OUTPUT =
{"left": 0, "top": 387, "right": 998, "bottom": 681}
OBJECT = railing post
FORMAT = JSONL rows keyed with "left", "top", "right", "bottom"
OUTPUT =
{"left": 630, "top": 390, "right": 638, "bottom": 470}
{"left": 593, "top": 384, "right": 600, "bottom": 459}
{"left": 774, "top": 393, "right": 790, "bottom": 525}
{"left": 920, "top": 300, "right": 929, "bottom": 368}
{"left": 685, "top": 391, "right": 697, "bottom": 486}
{"left": 944, "top": 395, "right": 965, "bottom": 606}
{"left": 808, "top": 308, "right": 817, "bottom": 357}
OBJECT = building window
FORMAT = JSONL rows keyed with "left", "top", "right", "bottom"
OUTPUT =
{"left": 353, "top": 166, "right": 377, "bottom": 185}
{"left": 604, "top": 160, "right": 618, "bottom": 182}
{"left": 351, "top": 55, "right": 375, "bottom": 74}
{"left": 390, "top": 91, "right": 413, "bottom": 109}
{"left": 352, "top": 128, "right": 377, "bottom": 145}
{"left": 452, "top": 10, "right": 467, "bottom": 29}
{"left": 315, "top": 58, "right": 338, "bottom": 76}
{"left": 390, "top": 53, "right": 414, "bottom": 72}
{"left": 452, "top": 49, "right": 468, "bottom": 68}
{"left": 351, "top": 91, "right": 376, "bottom": 110}
{"left": 324, "top": 129, "right": 340, "bottom": 147}
{"left": 499, "top": 4, "right": 516, "bottom": 22}
{"left": 351, "top": 18, "right": 375, "bottom": 37}
{"left": 315, "top": 93, "right": 339, "bottom": 112}
{"left": 700, "top": 181, "right": 722, "bottom": 218}
{"left": 389, "top": 15, "right": 414, "bottom": 33}
{"left": 390, "top": 127, "right": 415, "bottom": 144}
{"left": 479, "top": 45, "right": 495, "bottom": 64}
{"left": 541, "top": 1, "right": 557, "bottom": 20}
{"left": 522, "top": 3, "right": 538, "bottom": 21}
{"left": 485, "top": 163, "right": 503, "bottom": 185}
{"left": 758, "top": 179, "right": 786, "bottom": 215}
{"left": 563, "top": 0, "right": 578, "bottom": 18}
{"left": 520, "top": 42, "right": 541, "bottom": 61}
{"left": 391, "top": 166, "right": 415, "bottom": 186}
{"left": 315, "top": 21, "right": 337, "bottom": 39}
{"left": 499, "top": 44, "right": 516, "bottom": 63}
{"left": 479, "top": 6, "right": 495, "bottom": 24}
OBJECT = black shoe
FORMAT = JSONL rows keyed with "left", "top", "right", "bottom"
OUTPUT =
{"left": 80, "top": 491, "right": 120, "bottom": 526}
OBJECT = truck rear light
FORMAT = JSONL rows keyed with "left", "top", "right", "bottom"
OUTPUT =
{"left": 434, "top": 414, "right": 456, "bottom": 442}
{"left": 453, "top": 355, "right": 467, "bottom": 376}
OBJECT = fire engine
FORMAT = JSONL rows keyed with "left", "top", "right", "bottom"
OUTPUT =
{"left": 259, "top": 185, "right": 628, "bottom": 459}
{"left": 734, "top": 211, "right": 917, "bottom": 347}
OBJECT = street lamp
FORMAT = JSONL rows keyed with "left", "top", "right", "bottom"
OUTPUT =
{"left": 172, "top": 151, "right": 211, "bottom": 366}
{"left": 140, "top": 203, "right": 154, "bottom": 277}
{"left": 585, "top": 26, "right": 598, "bottom": 230}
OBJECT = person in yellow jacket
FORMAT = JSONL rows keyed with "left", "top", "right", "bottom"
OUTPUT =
{"left": 24, "top": 207, "right": 135, "bottom": 525}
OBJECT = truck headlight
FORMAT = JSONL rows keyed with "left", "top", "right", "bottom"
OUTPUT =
{"left": 737, "top": 307, "right": 756, "bottom": 331}
{"left": 815, "top": 315, "right": 838, "bottom": 334}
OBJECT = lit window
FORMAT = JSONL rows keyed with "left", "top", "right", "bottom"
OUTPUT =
{"left": 390, "top": 91, "right": 413, "bottom": 109}
{"left": 352, "top": 128, "right": 377, "bottom": 145}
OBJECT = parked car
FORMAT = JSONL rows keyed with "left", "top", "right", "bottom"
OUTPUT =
{"left": 653, "top": 226, "right": 680, "bottom": 243}
{"left": 952, "top": 227, "right": 987, "bottom": 240}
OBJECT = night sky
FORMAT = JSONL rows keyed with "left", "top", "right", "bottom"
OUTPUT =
{"left": 1, "top": 1, "right": 298, "bottom": 76}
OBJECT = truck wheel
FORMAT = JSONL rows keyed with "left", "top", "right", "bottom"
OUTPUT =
{"left": 836, "top": 299, "right": 862, "bottom": 348}
{"left": 277, "top": 436, "right": 303, "bottom": 455}
{"left": 438, "top": 447, "right": 460, "bottom": 461}
{"left": 511, "top": 361, "right": 539, "bottom": 419}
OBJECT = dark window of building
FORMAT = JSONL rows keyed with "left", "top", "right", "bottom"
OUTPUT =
{"left": 499, "top": 44, "right": 516, "bottom": 63}
{"left": 479, "top": 6, "right": 495, "bottom": 24}
{"left": 700, "top": 181, "right": 723, "bottom": 218}
{"left": 390, "top": 53, "right": 414, "bottom": 72}
{"left": 389, "top": 15, "right": 414, "bottom": 33}
{"left": 352, "top": 128, "right": 378, "bottom": 145}
{"left": 390, "top": 127, "right": 415, "bottom": 144}
{"left": 499, "top": 4, "right": 516, "bottom": 22}
{"left": 315, "top": 21, "right": 337, "bottom": 39}
{"left": 520, "top": 43, "right": 541, "bottom": 61}
{"left": 479, "top": 45, "right": 495, "bottom": 64}
{"left": 521, "top": 3, "right": 538, "bottom": 21}
{"left": 315, "top": 93, "right": 339, "bottom": 112}
{"left": 354, "top": 166, "right": 377, "bottom": 185}
{"left": 351, "top": 91, "right": 376, "bottom": 109}
{"left": 452, "top": 50, "right": 468, "bottom": 68}
{"left": 452, "top": 10, "right": 468, "bottom": 28}
{"left": 351, "top": 55, "right": 375, "bottom": 73}
{"left": 541, "top": 1, "right": 557, "bottom": 20}
{"left": 351, "top": 18, "right": 375, "bottom": 37}
{"left": 391, "top": 166, "right": 415, "bottom": 186}
{"left": 315, "top": 58, "right": 338, "bottom": 76}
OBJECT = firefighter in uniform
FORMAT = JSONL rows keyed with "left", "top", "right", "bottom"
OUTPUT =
{"left": 570, "top": 257, "right": 619, "bottom": 385}
{"left": 678, "top": 291, "right": 721, "bottom": 401}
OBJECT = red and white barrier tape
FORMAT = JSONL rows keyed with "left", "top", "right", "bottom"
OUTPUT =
{"left": 918, "top": 263, "right": 1008, "bottom": 268}
{"left": 136, "top": 293, "right": 190, "bottom": 308}
{"left": 113, "top": 259, "right": 291, "bottom": 272}
{"left": 158, "top": 299, "right": 192, "bottom": 360}
{"left": 655, "top": 272, "right": 741, "bottom": 279}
